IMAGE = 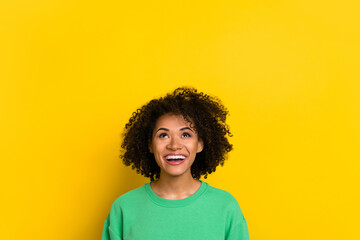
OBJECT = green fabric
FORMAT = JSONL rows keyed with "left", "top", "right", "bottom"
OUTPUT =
{"left": 102, "top": 180, "right": 249, "bottom": 240}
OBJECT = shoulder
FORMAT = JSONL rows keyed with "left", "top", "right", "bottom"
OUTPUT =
{"left": 204, "top": 183, "right": 247, "bottom": 226}
{"left": 111, "top": 184, "right": 147, "bottom": 208}
{"left": 202, "top": 183, "right": 242, "bottom": 210}
{"left": 205, "top": 184, "right": 238, "bottom": 202}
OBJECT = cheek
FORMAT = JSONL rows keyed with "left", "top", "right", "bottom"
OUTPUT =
{"left": 151, "top": 140, "right": 160, "bottom": 151}
{"left": 154, "top": 141, "right": 164, "bottom": 150}
{"left": 152, "top": 143, "right": 166, "bottom": 157}
{"left": 187, "top": 143, "right": 200, "bottom": 154}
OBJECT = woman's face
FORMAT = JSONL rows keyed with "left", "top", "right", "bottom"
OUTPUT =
{"left": 149, "top": 113, "right": 203, "bottom": 179}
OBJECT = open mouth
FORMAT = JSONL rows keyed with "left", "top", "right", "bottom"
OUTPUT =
{"left": 165, "top": 155, "right": 186, "bottom": 161}
{"left": 164, "top": 154, "right": 186, "bottom": 165}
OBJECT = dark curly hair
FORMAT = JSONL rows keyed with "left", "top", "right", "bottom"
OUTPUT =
{"left": 120, "top": 87, "right": 233, "bottom": 181}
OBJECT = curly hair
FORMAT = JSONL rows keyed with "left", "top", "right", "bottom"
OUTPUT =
{"left": 120, "top": 87, "right": 233, "bottom": 181}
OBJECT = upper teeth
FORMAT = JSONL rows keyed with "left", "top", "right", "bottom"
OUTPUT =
{"left": 166, "top": 155, "right": 186, "bottom": 160}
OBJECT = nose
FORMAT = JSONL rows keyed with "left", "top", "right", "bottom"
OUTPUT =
{"left": 167, "top": 136, "right": 182, "bottom": 150}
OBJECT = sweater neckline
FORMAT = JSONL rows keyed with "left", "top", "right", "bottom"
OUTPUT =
{"left": 144, "top": 180, "right": 208, "bottom": 208}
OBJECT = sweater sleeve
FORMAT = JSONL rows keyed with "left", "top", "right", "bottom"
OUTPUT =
{"left": 225, "top": 199, "right": 250, "bottom": 240}
{"left": 101, "top": 201, "right": 123, "bottom": 240}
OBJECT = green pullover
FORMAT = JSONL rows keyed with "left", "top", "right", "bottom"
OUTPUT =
{"left": 102, "top": 180, "right": 249, "bottom": 240}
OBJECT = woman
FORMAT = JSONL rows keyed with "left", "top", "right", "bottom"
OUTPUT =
{"left": 102, "top": 87, "right": 249, "bottom": 240}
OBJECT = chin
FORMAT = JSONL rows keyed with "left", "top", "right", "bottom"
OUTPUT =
{"left": 162, "top": 170, "right": 190, "bottom": 178}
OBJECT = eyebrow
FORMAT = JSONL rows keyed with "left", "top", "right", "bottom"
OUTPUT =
{"left": 155, "top": 127, "right": 194, "bottom": 133}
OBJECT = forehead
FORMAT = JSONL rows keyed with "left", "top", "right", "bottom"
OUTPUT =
{"left": 154, "top": 114, "right": 193, "bottom": 128}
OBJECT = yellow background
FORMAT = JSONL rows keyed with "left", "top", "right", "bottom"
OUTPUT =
{"left": 1, "top": 1, "right": 359, "bottom": 239}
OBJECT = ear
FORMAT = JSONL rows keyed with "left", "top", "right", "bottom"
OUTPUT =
{"left": 149, "top": 142, "right": 153, "bottom": 153}
{"left": 197, "top": 139, "right": 204, "bottom": 153}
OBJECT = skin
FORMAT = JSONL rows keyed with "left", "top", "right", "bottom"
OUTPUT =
{"left": 149, "top": 113, "right": 204, "bottom": 200}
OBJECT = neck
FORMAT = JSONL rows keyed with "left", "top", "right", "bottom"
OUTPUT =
{"left": 151, "top": 172, "right": 201, "bottom": 200}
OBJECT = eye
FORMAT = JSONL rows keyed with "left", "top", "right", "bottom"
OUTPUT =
{"left": 159, "top": 133, "right": 169, "bottom": 138}
{"left": 182, "top": 132, "right": 191, "bottom": 138}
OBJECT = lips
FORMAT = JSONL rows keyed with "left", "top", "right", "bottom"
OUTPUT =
{"left": 164, "top": 154, "right": 186, "bottom": 165}
{"left": 165, "top": 154, "right": 186, "bottom": 160}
